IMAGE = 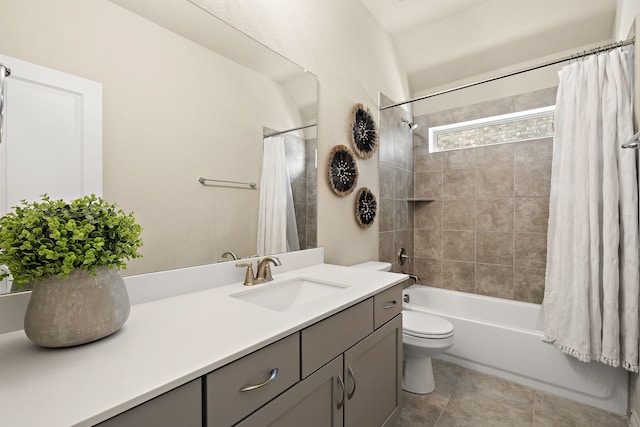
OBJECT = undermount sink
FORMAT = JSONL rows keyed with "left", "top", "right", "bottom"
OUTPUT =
{"left": 230, "top": 277, "right": 349, "bottom": 311}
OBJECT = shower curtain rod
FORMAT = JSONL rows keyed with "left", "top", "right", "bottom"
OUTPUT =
{"left": 264, "top": 123, "right": 317, "bottom": 138}
{"left": 380, "top": 37, "right": 635, "bottom": 111}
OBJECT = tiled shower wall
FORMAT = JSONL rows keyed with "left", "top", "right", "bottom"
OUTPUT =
{"left": 378, "top": 94, "right": 415, "bottom": 274}
{"left": 285, "top": 135, "right": 318, "bottom": 250}
{"left": 412, "top": 87, "right": 557, "bottom": 303}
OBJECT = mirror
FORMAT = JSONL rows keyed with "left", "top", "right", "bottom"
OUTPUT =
{"left": 0, "top": 0, "right": 317, "bottom": 294}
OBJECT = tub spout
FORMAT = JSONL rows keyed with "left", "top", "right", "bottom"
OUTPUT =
{"left": 407, "top": 274, "right": 419, "bottom": 284}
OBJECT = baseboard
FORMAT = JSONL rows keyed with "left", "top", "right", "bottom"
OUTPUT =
{"left": 630, "top": 410, "right": 640, "bottom": 427}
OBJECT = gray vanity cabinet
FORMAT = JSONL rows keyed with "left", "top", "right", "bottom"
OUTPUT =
{"left": 344, "top": 315, "right": 402, "bottom": 427}
{"left": 94, "top": 283, "right": 403, "bottom": 427}
{"left": 237, "top": 284, "right": 403, "bottom": 427}
{"left": 96, "top": 378, "right": 202, "bottom": 427}
{"left": 236, "top": 355, "right": 345, "bottom": 427}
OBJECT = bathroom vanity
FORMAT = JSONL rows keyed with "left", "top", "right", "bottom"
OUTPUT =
{"left": 0, "top": 253, "right": 406, "bottom": 427}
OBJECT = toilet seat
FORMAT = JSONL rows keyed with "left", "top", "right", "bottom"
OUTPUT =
{"left": 403, "top": 310, "right": 454, "bottom": 339}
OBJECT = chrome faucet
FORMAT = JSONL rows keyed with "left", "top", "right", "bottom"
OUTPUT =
{"left": 235, "top": 256, "right": 281, "bottom": 286}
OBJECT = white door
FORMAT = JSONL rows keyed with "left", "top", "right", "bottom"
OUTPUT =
{"left": 0, "top": 53, "right": 102, "bottom": 215}
{"left": 0, "top": 54, "right": 102, "bottom": 293}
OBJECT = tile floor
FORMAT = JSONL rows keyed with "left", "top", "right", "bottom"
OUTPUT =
{"left": 394, "top": 359, "right": 628, "bottom": 427}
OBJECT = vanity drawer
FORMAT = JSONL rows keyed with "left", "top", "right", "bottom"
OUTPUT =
{"left": 374, "top": 284, "right": 403, "bottom": 329}
{"left": 206, "top": 333, "right": 300, "bottom": 427}
{"left": 301, "top": 298, "right": 374, "bottom": 378}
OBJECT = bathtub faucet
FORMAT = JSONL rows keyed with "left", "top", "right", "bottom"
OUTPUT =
{"left": 403, "top": 273, "right": 419, "bottom": 284}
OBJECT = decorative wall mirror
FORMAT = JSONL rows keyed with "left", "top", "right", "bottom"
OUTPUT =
{"left": 0, "top": 0, "right": 318, "bottom": 295}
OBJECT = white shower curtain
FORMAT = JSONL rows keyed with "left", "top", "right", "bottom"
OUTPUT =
{"left": 257, "top": 136, "right": 300, "bottom": 256}
{"left": 543, "top": 47, "right": 639, "bottom": 372}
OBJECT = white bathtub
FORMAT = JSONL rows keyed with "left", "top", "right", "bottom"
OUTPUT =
{"left": 403, "top": 285, "right": 628, "bottom": 415}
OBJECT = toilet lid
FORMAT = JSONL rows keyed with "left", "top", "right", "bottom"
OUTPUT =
{"left": 403, "top": 310, "right": 454, "bottom": 338}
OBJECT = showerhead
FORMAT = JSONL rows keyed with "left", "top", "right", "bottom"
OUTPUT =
{"left": 401, "top": 118, "right": 418, "bottom": 131}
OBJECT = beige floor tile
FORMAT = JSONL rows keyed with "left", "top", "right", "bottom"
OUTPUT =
{"left": 395, "top": 360, "right": 627, "bottom": 427}
{"left": 532, "top": 391, "right": 627, "bottom": 427}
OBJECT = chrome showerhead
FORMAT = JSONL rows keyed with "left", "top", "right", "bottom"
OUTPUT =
{"left": 401, "top": 118, "right": 418, "bottom": 131}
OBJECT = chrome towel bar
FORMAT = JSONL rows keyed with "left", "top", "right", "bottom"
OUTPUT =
{"left": 198, "top": 177, "right": 257, "bottom": 189}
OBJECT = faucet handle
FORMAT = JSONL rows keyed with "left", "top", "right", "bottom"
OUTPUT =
{"left": 236, "top": 262, "right": 256, "bottom": 286}
{"left": 261, "top": 263, "right": 274, "bottom": 281}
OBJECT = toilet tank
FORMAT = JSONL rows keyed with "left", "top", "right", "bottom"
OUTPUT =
{"left": 350, "top": 261, "right": 392, "bottom": 272}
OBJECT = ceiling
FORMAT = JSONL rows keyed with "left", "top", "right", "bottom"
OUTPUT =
{"left": 360, "top": 0, "right": 618, "bottom": 96}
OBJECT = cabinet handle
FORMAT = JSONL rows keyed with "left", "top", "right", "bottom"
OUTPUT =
{"left": 336, "top": 375, "right": 345, "bottom": 410}
{"left": 347, "top": 366, "right": 356, "bottom": 400}
{"left": 239, "top": 368, "right": 278, "bottom": 392}
{"left": 383, "top": 301, "right": 397, "bottom": 309}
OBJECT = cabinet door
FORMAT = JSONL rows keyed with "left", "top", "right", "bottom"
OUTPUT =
{"left": 344, "top": 314, "right": 402, "bottom": 427}
{"left": 96, "top": 379, "right": 201, "bottom": 427}
{"left": 237, "top": 355, "right": 344, "bottom": 427}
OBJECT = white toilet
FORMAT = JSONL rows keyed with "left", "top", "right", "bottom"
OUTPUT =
{"left": 351, "top": 261, "right": 455, "bottom": 394}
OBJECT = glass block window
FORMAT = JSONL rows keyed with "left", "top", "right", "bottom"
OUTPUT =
{"left": 429, "top": 106, "right": 555, "bottom": 153}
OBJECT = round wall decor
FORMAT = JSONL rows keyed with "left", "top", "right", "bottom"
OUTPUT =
{"left": 350, "top": 103, "right": 378, "bottom": 159}
{"left": 355, "top": 187, "right": 377, "bottom": 228}
{"left": 328, "top": 144, "right": 358, "bottom": 196}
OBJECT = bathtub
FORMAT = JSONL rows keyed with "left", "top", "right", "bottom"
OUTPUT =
{"left": 403, "top": 285, "right": 628, "bottom": 415}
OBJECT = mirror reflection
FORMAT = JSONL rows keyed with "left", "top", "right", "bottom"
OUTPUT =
{"left": 0, "top": 0, "right": 318, "bottom": 294}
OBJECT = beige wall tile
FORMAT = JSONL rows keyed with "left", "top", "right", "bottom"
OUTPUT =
{"left": 379, "top": 231, "right": 395, "bottom": 264}
{"left": 475, "top": 143, "right": 514, "bottom": 167}
{"left": 442, "top": 261, "right": 475, "bottom": 293}
{"left": 380, "top": 163, "right": 395, "bottom": 198}
{"left": 476, "top": 264, "right": 514, "bottom": 299}
{"left": 476, "top": 199, "right": 514, "bottom": 232}
{"left": 514, "top": 87, "right": 557, "bottom": 111}
{"left": 443, "top": 200, "right": 475, "bottom": 230}
{"left": 395, "top": 168, "right": 414, "bottom": 199}
{"left": 415, "top": 171, "right": 443, "bottom": 199}
{"left": 394, "top": 199, "right": 412, "bottom": 231}
{"left": 514, "top": 267, "right": 545, "bottom": 304}
{"left": 444, "top": 148, "right": 476, "bottom": 170}
{"left": 514, "top": 138, "right": 553, "bottom": 163}
{"left": 515, "top": 233, "right": 547, "bottom": 268}
{"left": 415, "top": 201, "right": 442, "bottom": 230}
{"left": 378, "top": 127, "right": 395, "bottom": 164}
{"left": 443, "top": 230, "right": 475, "bottom": 262}
{"left": 477, "top": 232, "right": 514, "bottom": 265}
{"left": 379, "top": 197, "right": 394, "bottom": 232}
{"left": 515, "top": 198, "right": 549, "bottom": 233}
{"left": 515, "top": 161, "right": 552, "bottom": 197}
{"left": 476, "top": 165, "right": 514, "bottom": 198}
{"left": 443, "top": 169, "right": 476, "bottom": 200}
{"left": 415, "top": 150, "right": 443, "bottom": 173}
{"left": 415, "top": 229, "right": 442, "bottom": 259}
{"left": 414, "top": 257, "right": 442, "bottom": 288}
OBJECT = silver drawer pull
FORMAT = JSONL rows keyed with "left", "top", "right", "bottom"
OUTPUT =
{"left": 239, "top": 368, "right": 278, "bottom": 392}
{"left": 383, "top": 301, "right": 397, "bottom": 309}
{"left": 347, "top": 366, "right": 356, "bottom": 400}
{"left": 337, "top": 375, "right": 345, "bottom": 410}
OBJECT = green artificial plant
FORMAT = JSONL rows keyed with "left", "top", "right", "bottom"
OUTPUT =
{"left": 0, "top": 195, "right": 143, "bottom": 288}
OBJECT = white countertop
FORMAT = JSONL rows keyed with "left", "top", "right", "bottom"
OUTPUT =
{"left": 0, "top": 263, "right": 406, "bottom": 427}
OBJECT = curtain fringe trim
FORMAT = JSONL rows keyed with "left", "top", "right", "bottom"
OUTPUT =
{"left": 543, "top": 337, "right": 639, "bottom": 373}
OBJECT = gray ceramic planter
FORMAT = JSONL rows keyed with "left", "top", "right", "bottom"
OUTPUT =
{"left": 24, "top": 267, "right": 130, "bottom": 348}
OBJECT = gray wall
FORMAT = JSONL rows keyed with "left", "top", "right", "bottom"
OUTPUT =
{"left": 412, "top": 87, "right": 556, "bottom": 303}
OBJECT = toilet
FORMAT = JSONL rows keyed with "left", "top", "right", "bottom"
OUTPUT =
{"left": 351, "top": 261, "right": 454, "bottom": 394}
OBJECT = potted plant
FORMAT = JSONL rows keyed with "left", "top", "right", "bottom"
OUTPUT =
{"left": 0, "top": 194, "right": 143, "bottom": 347}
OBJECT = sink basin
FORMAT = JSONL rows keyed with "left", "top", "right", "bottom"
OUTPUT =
{"left": 230, "top": 277, "right": 349, "bottom": 311}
